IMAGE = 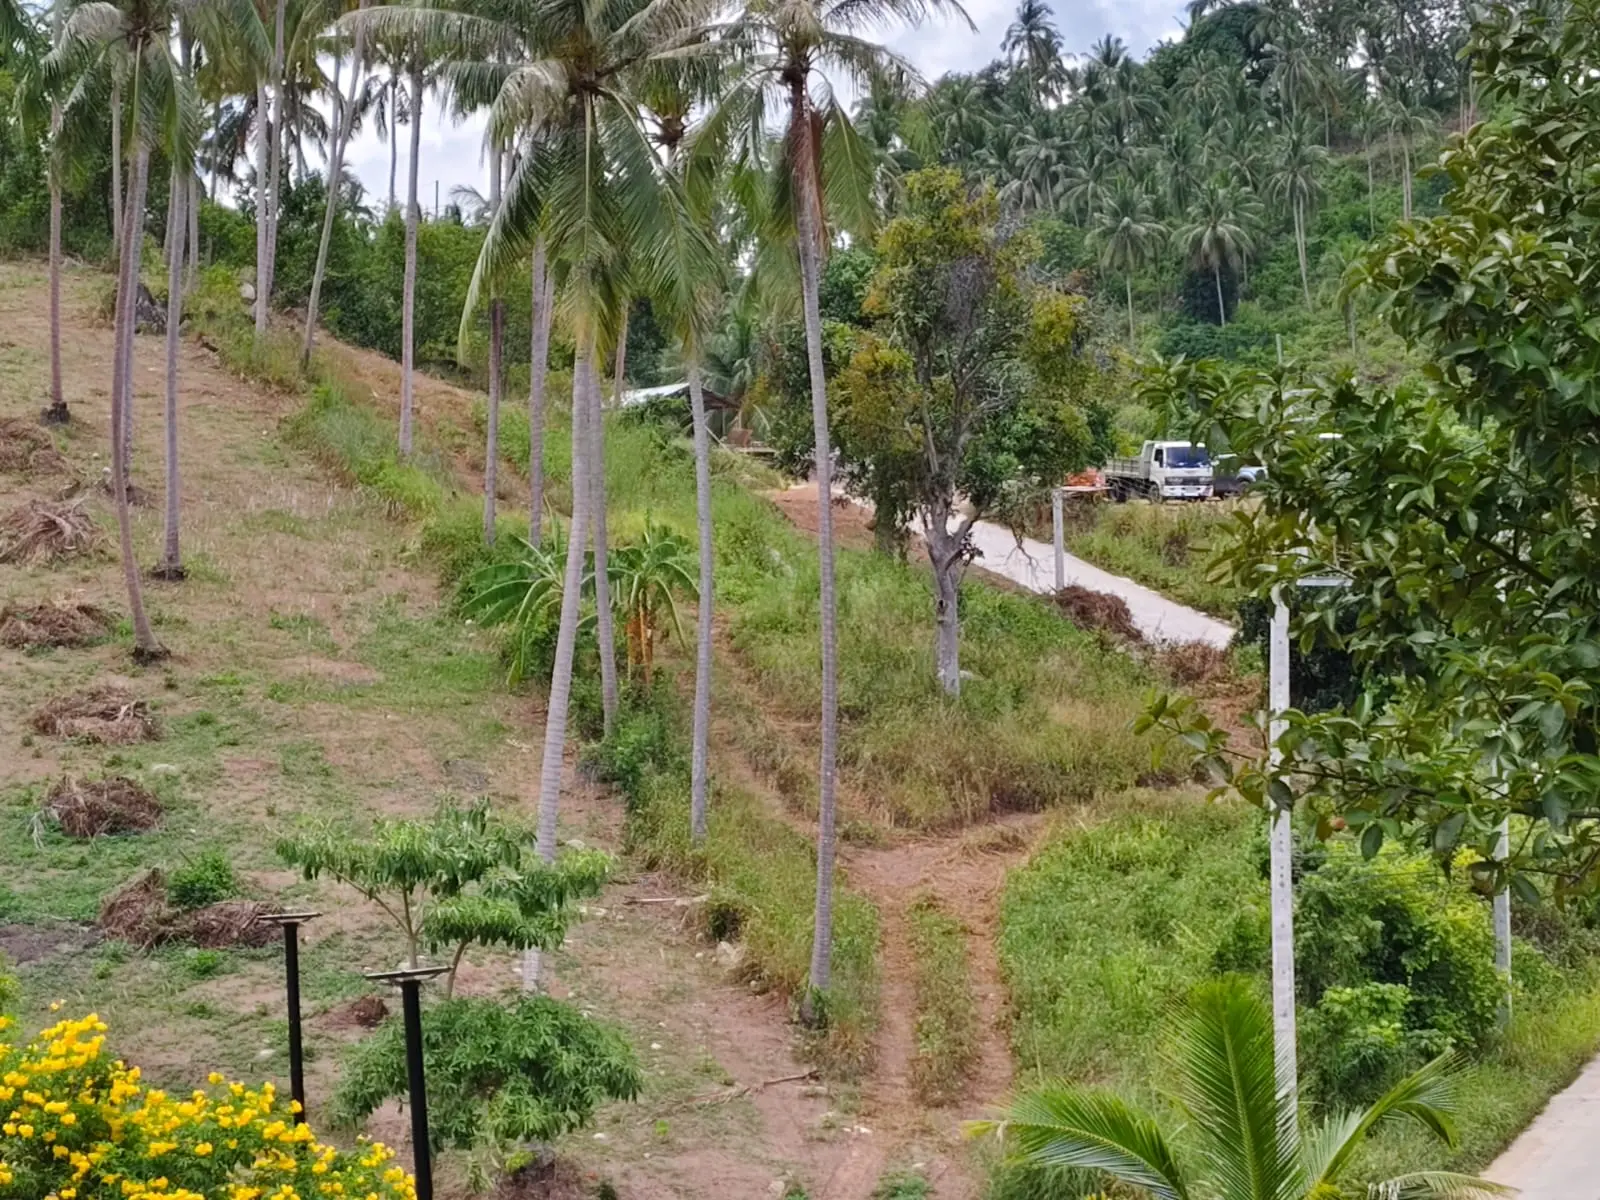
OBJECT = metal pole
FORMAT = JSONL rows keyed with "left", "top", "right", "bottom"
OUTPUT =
{"left": 267, "top": 912, "right": 319, "bottom": 1124}
{"left": 1268, "top": 596, "right": 1297, "bottom": 1103}
{"left": 1052, "top": 487, "right": 1065, "bottom": 592}
{"left": 284, "top": 923, "right": 307, "bottom": 1122}
{"left": 400, "top": 978, "right": 434, "bottom": 1200}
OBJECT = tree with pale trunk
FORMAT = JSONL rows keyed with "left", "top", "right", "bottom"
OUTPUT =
{"left": 1087, "top": 179, "right": 1164, "bottom": 348}
{"left": 828, "top": 169, "right": 1101, "bottom": 695}
{"left": 1176, "top": 178, "right": 1258, "bottom": 328}
{"left": 700, "top": 0, "right": 971, "bottom": 1021}
{"left": 1266, "top": 114, "right": 1326, "bottom": 308}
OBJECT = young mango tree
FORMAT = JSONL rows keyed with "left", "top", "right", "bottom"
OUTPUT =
{"left": 830, "top": 168, "right": 1106, "bottom": 694}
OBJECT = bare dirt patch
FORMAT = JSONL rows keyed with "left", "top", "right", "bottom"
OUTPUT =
{"left": 0, "top": 921, "right": 99, "bottom": 965}
{"left": 45, "top": 775, "right": 163, "bottom": 837}
{"left": 31, "top": 684, "right": 159, "bottom": 744}
{"left": 0, "top": 417, "right": 68, "bottom": 475}
{"left": 0, "top": 498, "right": 102, "bottom": 564}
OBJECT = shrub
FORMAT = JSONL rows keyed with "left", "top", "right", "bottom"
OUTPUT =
{"left": 0, "top": 1012, "right": 415, "bottom": 1200}
{"left": 332, "top": 995, "right": 640, "bottom": 1153}
{"left": 1301, "top": 981, "right": 1451, "bottom": 1106}
{"left": 168, "top": 851, "right": 239, "bottom": 910}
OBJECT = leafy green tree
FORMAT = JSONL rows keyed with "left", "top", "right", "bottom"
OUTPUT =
{"left": 973, "top": 976, "right": 1504, "bottom": 1200}
{"left": 1144, "top": 0, "right": 1600, "bottom": 900}
{"left": 277, "top": 800, "right": 611, "bottom": 995}
{"left": 832, "top": 169, "right": 1100, "bottom": 693}
{"left": 1088, "top": 179, "right": 1165, "bottom": 347}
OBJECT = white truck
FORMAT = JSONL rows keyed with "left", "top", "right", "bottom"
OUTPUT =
{"left": 1104, "top": 441, "right": 1213, "bottom": 501}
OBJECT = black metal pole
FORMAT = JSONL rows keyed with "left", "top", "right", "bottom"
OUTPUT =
{"left": 283, "top": 922, "right": 307, "bottom": 1124}
{"left": 400, "top": 978, "right": 433, "bottom": 1200}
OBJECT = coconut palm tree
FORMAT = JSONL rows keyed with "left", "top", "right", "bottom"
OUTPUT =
{"left": 398, "top": 35, "right": 422, "bottom": 455}
{"left": 1088, "top": 179, "right": 1165, "bottom": 347}
{"left": 1379, "top": 81, "right": 1434, "bottom": 221}
{"left": 1002, "top": 0, "right": 1063, "bottom": 103}
{"left": 701, "top": 0, "right": 971, "bottom": 1020}
{"left": 1178, "top": 179, "right": 1257, "bottom": 327}
{"left": 51, "top": 0, "right": 263, "bottom": 659}
{"left": 974, "top": 977, "right": 1506, "bottom": 1200}
{"left": 254, "top": 0, "right": 286, "bottom": 335}
{"left": 608, "top": 521, "right": 696, "bottom": 685}
{"left": 1265, "top": 114, "right": 1326, "bottom": 306}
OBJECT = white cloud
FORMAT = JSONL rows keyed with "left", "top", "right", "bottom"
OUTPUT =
{"left": 335, "top": 0, "right": 1188, "bottom": 209}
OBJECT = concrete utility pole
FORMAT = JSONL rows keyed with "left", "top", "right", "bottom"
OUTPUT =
{"left": 1268, "top": 596, "right": 1297, "bottom": 1103}
{"left": 1052, "top": 487, "right": 1065, "bottom": 592}
{"left": 1495, "top": 816, "right": 1513, "bottom": 1021}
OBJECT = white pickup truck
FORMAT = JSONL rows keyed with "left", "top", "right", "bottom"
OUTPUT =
{"left": 1104, "top": 441, "right": 1214, "bottom": 501}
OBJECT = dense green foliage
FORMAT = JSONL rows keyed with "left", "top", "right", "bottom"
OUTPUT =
{"left": 1149, "top": 0, "right": 1600, "bottom": 898}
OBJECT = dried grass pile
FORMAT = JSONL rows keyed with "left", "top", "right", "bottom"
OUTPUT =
{"left": 0, "top": 601, "right": 115, "bottom": 649}
{"left": 98, "top": 870, "right": 278, "bottom": 949}
{"left": 1052, "top": 585, "right": 1142, "bottom": 642}
{"left": 31, "top": 685, "right": 159, "bottom": 744}
{"left": 45, "top": 776, "right": 162, "bottom": 837}
{"left": 0, "top": 499, "right": 102, "bottom": 564}
{"left": 1158, "top": 641, "right": 1235, "bottom": 687}
{"left": 0, "top": 419, "right": 67, "bottom": 476}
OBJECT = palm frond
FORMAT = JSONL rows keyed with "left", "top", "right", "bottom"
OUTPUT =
{"left": 968, "top": 1087, "right": 1190, "bottom": 1200}
{"left": 1365, "top": 1172, "right": 1512, "bottom": 1200}
{"left": 1306, "top": 1053, "right": 1468, "bottom": 1189}
{"left": 820, "top": 99, "right": 876, "bottom": 243}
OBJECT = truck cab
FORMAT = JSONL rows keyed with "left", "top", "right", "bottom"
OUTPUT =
{"left": 1105, "top": 441, "right": 1214, "bottom": 501}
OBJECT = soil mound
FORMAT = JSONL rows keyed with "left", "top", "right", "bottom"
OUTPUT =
{"left": 31, "top": 685, "right": 159, "bottom": 744}
{"left": 45, "top": 776, "right": 162, "bottom": 837}
{"left": 0, "top": 600, "right": 116, "bottom": 649}
{"left": 1158, "top": 641, "right": 1234, "bottom": 686}
{"left": 0, "top": 499, "right": 102, "bottom": 564}
{"left": 1052, "top": 585, "right": 1141, "bottom": 641}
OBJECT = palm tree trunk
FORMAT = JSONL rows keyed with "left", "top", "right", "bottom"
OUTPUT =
{"left": 186, "top": 173, "right": 199, "bottom": 291}
{"left": 525, "top": 332, "right": 595, "bottom": 992}
{"left": 254, "top": 80, "right": 270, "bottom": 334}
{"left": 792, "top": 84, "right": 841, "bottom": 1017}
{"left": 1401, "top": 139, "right": 1413, "bottom": 221}
{"left": 1365, "top": 139, "right": 1375, "bottom": 234}
{"left": 687, "top": 355, "right": 714, "bottom": 844}
{"left": 1126, "top": 275, "right": 1135, "bottom": 347}
{"left": 399, "top": 54, "right": 422, "bottom": 456}
{"left": 528, "top": 239, "right": 551, "bottom": 541}
{"left": 611, "top": 311, "right": 628, "bottom": 404}
{"left": 110, "top": 81, "right": 122, "bottom": 260}
{"left": 1295, "top": 200, "right": 1311, "bottom": 307}
{"left": 483, "top": 149, "right": 504, "bottom": 545}
{"left": 157, "top": 165, "right": 187, "bottom": 581}
{"left": 591, "top": 348, "right": 619, "bottom": 734}
{"left": 45, "top": 151, "right": 66, "bottom": 424}
{"left": 387, "top": 76, "right": 399, "bottom": 213}
{"left": 111, "top": 144, "right": 163, "bottom": 663}
{"left": 261, "top": 0, "right": 287, "bottom": 317}
{"left": 1214, "top": 261, "right": 1226, "bottom": 328}
{"left": 302, "top": 12, "right": 366, "bottom": 368}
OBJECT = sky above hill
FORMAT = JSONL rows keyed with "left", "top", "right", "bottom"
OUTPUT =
{"left": 339, "top": 0, "right": 1188, "bottom": 217}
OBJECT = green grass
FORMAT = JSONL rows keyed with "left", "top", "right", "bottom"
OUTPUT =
{"left": 906, "top": 895, "right": 978, "bottom": 1106}
{"left": 1062, "top": 500, "right": 1243, "bottom": 619}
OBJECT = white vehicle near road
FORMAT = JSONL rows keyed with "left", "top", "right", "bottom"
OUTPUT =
{"left": 1104, "top": 440, "right": 1214, "bottom": 501}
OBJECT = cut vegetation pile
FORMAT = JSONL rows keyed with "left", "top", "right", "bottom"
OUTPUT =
{"left": 31, "top": 685, "right": 159, "bottom": 744}
{"left": 1051, "top": 585, "right": 1141, "bottom": 642}
{"left": 97, "top": 870, "right": 277, "bottom": 949}
{"left": 44, "top": 776, "right": 162, "bottom": 837}
{"left": 0, "top": 600, "right": 115, "bottom": 649}
{"left": 1158, "top": 641, "right": 1234, "bottom": 686}
{"left": 0, "top": 418, "right": 67, "bottom": 475}
{"left": 0, "top": 499, "right": 102, "bottom": 564}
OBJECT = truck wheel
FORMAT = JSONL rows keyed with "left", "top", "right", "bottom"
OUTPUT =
{"left": 1111, "top": 480, "right": 1128, "bottom": 503}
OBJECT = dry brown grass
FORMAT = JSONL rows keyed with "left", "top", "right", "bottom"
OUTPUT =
{"left": 97, "top": 870, "right": 278, "bottom": 948}
{"left": 0, "top": 418, "right": 68, "bottom": 476}
{"left": 0, "top": 498, "right": 103, "bottom": 564}
{"left": 1050, "top": 584, "right": 1142, "bottom": 642}
{"left": 44, "top": 776, "right": 163, "bottom": 837}
{"left": 1158, "top": 640, "right": 1235, "bottom": 686}
{"left": 31, "top": 685, "right": 159, "bottom": 744}
{"left": 0, "top": 600, "right": 116, "bottom": 649}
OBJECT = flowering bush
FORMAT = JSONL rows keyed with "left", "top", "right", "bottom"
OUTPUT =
{"left": 0, "top": 1012, "right": 416, "bottom": 1200}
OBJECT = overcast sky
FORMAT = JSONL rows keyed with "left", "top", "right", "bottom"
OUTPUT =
{"left": 337, "top": 0, "right": 1188, "bottom": 214}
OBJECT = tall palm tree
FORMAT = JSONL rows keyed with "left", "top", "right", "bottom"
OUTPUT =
{"left": 1266, "top": 115, "right": 1326, "bottom": 306}
{"left": 482, "top": 141, "right": 506, "bottom": 544}
{"left": 1380, "top": 82, "right": 1434, "bottom": 221}
{"left": 398, "top": 35, "right": 422, "bottom": 455}
{"left": 974, "top": 977, "right": 1506, "bottom": 1200}
{"left": 1178, "top": 180, "right": 1257, "bottom": 327}
{"left": 1088, "top": 179, "right": 1164, "bottom": 348}
{"left": 1001, "top": 0, "right": 1062, "bottom": 103}
{"left": 703, "top": 0, "right": 971, "bottom": 1019}
{"left": 527, "top": 233, "right": 553, "bottom": 540}
{"left": 303, "top": 0, "right": 369, "bottom": 367}
{"left": 52, "top": 0, "right": 262, "bottom": 660}
{"left": 254, "top": 0, "right": 286, "bottom": 335}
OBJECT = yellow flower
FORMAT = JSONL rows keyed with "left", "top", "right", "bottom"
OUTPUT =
{"left": 194, "top": 1142, "right": 214, "bottom": 1156}
{"left": 208, "top": 1073, "right": 225, "bottom": 1086}
{"left": 18, "top": 1124, "right": 34, "bottom": 1139}
{"left": 60, "top": 1112, "right": 77, "bottom": 1125}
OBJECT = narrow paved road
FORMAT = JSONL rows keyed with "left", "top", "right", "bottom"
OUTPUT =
{"left": 1486, "top": 1055, "right": 1600, "bottom": 1198}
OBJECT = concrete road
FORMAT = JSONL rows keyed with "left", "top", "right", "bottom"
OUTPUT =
{"left": 1487, "top": 1054, "right": 1600, "bottom": 1198}
{"left": 951, "top": 517, "right": 1236, "bottom": 649}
